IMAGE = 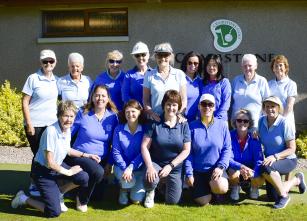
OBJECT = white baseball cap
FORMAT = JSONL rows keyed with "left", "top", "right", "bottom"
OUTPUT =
{"left": 40, "top": 49, "right": 56, "bottom": 60}
{"left": 199, "top": 93, "right": 215, "bottom": 104}
{"left": 131, "top": 42, "right": 149, "bottom": 55}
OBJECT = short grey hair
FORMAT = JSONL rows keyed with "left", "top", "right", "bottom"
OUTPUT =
{"left": 68, "top": 52, "right": 84, "bottom": 66}
{"left": 57, "top": 101, "right": 77, "bottom": 118}
{"left": 241, "top": 54, "right": 257, "bottom": 66}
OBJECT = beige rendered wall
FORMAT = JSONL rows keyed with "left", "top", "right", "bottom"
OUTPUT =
{"left": 0, "top": 1, "right": 306, "bottom": 128}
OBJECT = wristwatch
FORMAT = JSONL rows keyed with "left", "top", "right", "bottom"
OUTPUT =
{"left": 218, "top": 165, "right": 224, "bottom": 170}
{"left": 169, "top": 162, "right": 175, "bottom": 169}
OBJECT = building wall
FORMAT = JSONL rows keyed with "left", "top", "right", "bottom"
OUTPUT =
{"left": 0, "top": 1, "right": 306, "bottom": 128}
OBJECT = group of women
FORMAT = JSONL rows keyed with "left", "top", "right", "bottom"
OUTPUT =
{"left": 11, "top": 42, "right": 306, "bottom": 217}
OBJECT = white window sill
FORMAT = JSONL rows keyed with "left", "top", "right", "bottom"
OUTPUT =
{"left": 37, "top": 36, "right": 129, "bottom": 43}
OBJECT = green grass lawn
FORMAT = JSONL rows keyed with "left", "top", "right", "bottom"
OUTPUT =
{"left": 0, "top": 164, "right": 306, "bottom": 221}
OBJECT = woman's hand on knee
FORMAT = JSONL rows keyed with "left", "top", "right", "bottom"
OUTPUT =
{"left": 146, "top": 166, "right": 158, "bottom": 183}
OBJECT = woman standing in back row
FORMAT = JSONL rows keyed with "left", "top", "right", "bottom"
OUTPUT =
{"left": 22, "top": 49, "right": 59, "bottom": 196}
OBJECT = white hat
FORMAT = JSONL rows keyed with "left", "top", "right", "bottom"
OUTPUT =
{"left": 40, "top": 49, "right": 56, "bottom": 60}
{"left": 199, "top": 93, "right": 215, "bottom": 104}
{"left": 153, "top": 42, "right": 173, "bottom": 53}
{"left": 131, "top": 42, "right": 149, "bottom": 55}
{"left": 262, "top": 96, "right": 283, "bottom": 113}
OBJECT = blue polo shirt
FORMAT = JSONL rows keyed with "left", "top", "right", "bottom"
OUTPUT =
{"left": 22, "top": 69, "right": 58, "bottom": 127}
{"left": 71, "top": 109, "right": 118, "bottom": 161}
{"left": 231, "top": 74, "right": 270, "bottom": 128}
{"left": 57, "top": 73, "right": 92, "bottom": 109}
{"left": 185, "top": 75, "right": 201, "bottom": 122}
{"left": 121, "top": 66, "right": 152, "bottom": 106}
{"left": 35, "top": 121, "right": 71, "bottom": 168}
{"left": 269, "top": 77, "right": 297, "bottom": 127}
{"left": 185, "top": 118, "right": 231, "bottom": 177}
{"left": 112, "top": 124, "right": 145, "bottom": 171}
{"left": 143, "top": 66, "right": 187, "bottom": 115}
{"left": 258, "top": 115, "right": 296, "bottom": 159}
{"left": 229, "top": 130, "right": 263, "bottom": 177}
{"left": 145, "top": 118, "right": 191, "bottom": 170}
{"left": 200, "top": 78, "right": 231, "bottom": 121}
{"left": 92, "top": 70, "right": 125, "bottom": 111}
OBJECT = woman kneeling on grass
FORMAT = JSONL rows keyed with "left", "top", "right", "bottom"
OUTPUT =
{"left": 11, "top": 101, "right": 100, "bottom": 218}
{"left": 112, "top": 100, "right": 147, "bottom": 205}
{"left": 259, "top": 96, "right": 306, "bottom": 209}
{"left": 185, "top": 93, "right": 231, "bottom": 206}
{"left": 141, "top": 90, "right": 191, "bottom": 208}
{"left": 228, "top": 109, "right": 264, "bottom": 201}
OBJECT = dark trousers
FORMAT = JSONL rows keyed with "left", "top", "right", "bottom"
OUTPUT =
{"left": 144, "top": 162, "right": 183, "bottom": 204}
{"left": 25, "top": 126, "right": 47, "bottom": 156}
{"left": 32, "top": 162, "right": 89, "bottom": 218}
{"left": 65, "top": 156, "right": 105, "bottom": 204}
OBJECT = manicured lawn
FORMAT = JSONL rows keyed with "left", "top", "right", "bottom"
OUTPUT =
{"left": 0, "top": 164, "right": 306, "bottom": 221}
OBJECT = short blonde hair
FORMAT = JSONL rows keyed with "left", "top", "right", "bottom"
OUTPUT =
{"left": 231, "top": 108, "right": 254, "bottom": 129}
{"left": 57, "top": 101, "right": 77, "bottom": 118}
{"left": 105, "top": 50, "right": 123, "bottom": 67}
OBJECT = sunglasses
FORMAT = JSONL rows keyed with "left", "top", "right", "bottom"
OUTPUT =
{"left": 42, "top": 60, "right": 55, "bottom": 65}
{"left": 109, "top": 59, "right": 122, "bottom": 64}
{"left": 236, "top": 119, "right": 249, "bottom": 124}
{"left": 156, "top": 53, "right": 171, "bottom": 58}
{"left": 188, "top": 61, "right": 199, "bottom": 66}
{"left": 134, "top": 53, "right": 147, "bottom": 58}
{"left": 200, "top": 102, "right": 214, "bottom": 108}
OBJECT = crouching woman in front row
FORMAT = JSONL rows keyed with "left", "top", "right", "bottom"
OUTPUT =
{"left": 11, "top": 101, "right": 100, "bottom": 218}
{"left": 185, "top": 93, "right": 231, "bottom": 206}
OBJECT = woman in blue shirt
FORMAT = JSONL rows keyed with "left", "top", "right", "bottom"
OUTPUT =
{"left": 228, "top": 109, "right": 264, "bottom": 201}
{"left": 268, "top": 55, "right": 297, "bottom": 131}
{"left": 141, "top": 90, "right": 191, "bottom": 208}
{"left": 185, "top": 93, "right": 231, "bottom": 206}
{"left": 57, "top": 52, "right": 92, "bottom": 109}
{"left": 180, "top": 51, "right": 203, "bottom": 122}
{"left": 200, "top": 54, "right": 231, "bottom": 122}
{"left": 122, "top": 42, "right": 152, "bottom": 106}
{"left": 11, "top": 101, "right": 99, "bottom": 218}
{"left": 92, "top": 50, "right": 125, "bottom": 110}
{"left": 22, "top": 49, "right": 59, "bottom": 196}
{"left": 113, "top": 99, "right": 147, "bottom": 205}
{"left": 65, "top": 85, "right": 118, "bottom": 209}
{"left": 259, "top": 96, "right": 305, "bottom": 209}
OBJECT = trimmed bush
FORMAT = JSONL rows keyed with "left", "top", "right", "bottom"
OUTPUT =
{"left": 0, "top": 80, "right": 28, "bottom": 146}
{"left": 296, "top": 130, "right": 307, "bottom": 159}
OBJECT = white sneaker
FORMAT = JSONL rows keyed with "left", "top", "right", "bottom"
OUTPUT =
{"left": 118, "top": 189, "right": 129, "bottom": 205}
{"left": 29, "top": 183, "right": 41, "bottom": 197}
{"left": 59, "top": 193, "right": 68, "bottom": 212}
{"left": 11, "top": 190, "right": 26, "bottom": 209}
{"left": 144, "top": 190, "right": 155, "bottom": 208}
{"left": 230, "top": 185, "right": 240, "bottom": 201}
{"left": 250, "top": 187, "right": 259, "bottom": 199}
{"left": 76, "top": 196, "right": 88, "bottom": 212}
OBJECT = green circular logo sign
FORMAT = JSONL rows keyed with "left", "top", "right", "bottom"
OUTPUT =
{"left": 211, "top": 19, "right": 242, "bottom": 52}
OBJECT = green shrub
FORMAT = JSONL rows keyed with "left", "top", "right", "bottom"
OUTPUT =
{"left": 0, "top": 80, "right": 28, "bottom": 146}
{"left": 296, "top": 130, "right": 307, "bottom": 159}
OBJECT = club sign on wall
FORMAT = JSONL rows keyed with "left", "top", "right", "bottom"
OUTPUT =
{"left": 211, "top": 19, "right": 242, "bottom": 52}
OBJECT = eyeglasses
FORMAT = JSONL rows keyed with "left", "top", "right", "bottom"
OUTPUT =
{"left": 42, "top": 60, "right": 55, "bottom": 65}
{"left": 236, "top": 119, "right": 249, "bottom": 124}
{"left": 156, "top": 53, "right": 171, "bottom": 58}
{"left": 200, "top": 102, "right": 214, "bottom": 108}
{"left": 134, "top": 53, "right": 147, "bottom": 58}
{"left": 108, "top": 59, "right": 122, "bottom": 64}
{"left": 188, "top": 61, "right": 199, "bottom": 66}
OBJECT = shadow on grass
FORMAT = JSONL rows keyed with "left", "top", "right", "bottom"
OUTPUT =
{"left": 0, "top": 170, "right": 30, "bottom": 194}
{"left": 0, "top": 170, "right": 45, "bottom": 217}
